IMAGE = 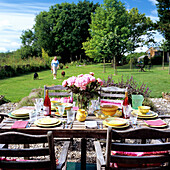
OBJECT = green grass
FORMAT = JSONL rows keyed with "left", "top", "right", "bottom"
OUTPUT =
{"left": 0, "top": 64, "right": 170, "bottom": 102}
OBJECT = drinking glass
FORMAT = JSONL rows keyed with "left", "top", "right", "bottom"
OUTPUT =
{"left": 95, "top": 101, "right": 100, "bottom": 110}
{"left": 67, "top": 110, "right": 75, "bottom": 124}
{"left": 34, "top": 98, "right": 43, "bottom": 116}
{"left": 29, "top": 111, "right": 37, "bottom": 122}
{"left": 58, "top": 105, "right": 65, "bottom": 121}
{"left": 122, "top": 104, "right": 132, "bottom": 119}
{"left": 130, "top": 111, "right": 138, "bottom": 125}
{"left": 91, "top": 100, "right": 97, "bottom": 112}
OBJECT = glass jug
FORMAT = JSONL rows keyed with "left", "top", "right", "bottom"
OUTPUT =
{"left": 132, "top": 95, "right": 144, "bottom": 110}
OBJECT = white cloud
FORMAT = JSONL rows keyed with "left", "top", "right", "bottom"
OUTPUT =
{"left": 0, "top": 1, "right": 54, "bottom": 52}
{"left": 147, "top": 15, "right": 159, "bottom": 22}
{"left": 135, "top": 31, "right": 164, "bottom": 53}
{"left": 148, "top": 0, "right": 158, "bottom": 6}
{"left": 0, "top": 47, "right": 7, "bottom": 52}
{"left": 151, "top": 9, "right": 158, "bottom": 15}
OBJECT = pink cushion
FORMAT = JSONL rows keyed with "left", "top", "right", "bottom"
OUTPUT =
{"left": 51, "top": 97, "right": 73, "bottom": 103}
{"left": 110, "top": 150, "right": 169, "bottom": 168}
{"left": 0, "top": 158, "right": 59, "bottom": 170}
{"left": 100, "top": 100, "right": 122, "bottom": 107}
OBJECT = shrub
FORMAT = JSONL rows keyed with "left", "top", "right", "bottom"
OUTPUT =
{"left": 102, "top": 75, "right": 152, "bottom": 104}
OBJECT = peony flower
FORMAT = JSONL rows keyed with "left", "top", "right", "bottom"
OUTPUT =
{"left": 89, "top": 72, "right": 94, "bottom": 76}
{"left": 67, "top": 76, "right": 76, "bottom": 86}
{"left": 97, "top": 78, "right": 103, "bottom": 86}
{"left": 89, "top": 76, "right": 96, "bottom": 82}
{"left": 78, "top": 74, "right": 84, "bottom": 78}
{"left": 62, "top": 80, "right": 67, "bottom": 87}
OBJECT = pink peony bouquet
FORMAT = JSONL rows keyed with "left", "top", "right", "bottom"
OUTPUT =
{"left": 62, "top": 73, "right": 103, "bottom": 109}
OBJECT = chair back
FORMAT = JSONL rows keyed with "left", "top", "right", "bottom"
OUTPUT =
{"left": 0, "top": 131, "right": 56, "bottom": 170}
{"left": 99, "top": 86, "right": 126, "bottom": 105}
{"left": 105, "top": 127, "right": 170, "bottom": 169}
{"left": 44, "top": 85, "right": 73, "bottom": 99}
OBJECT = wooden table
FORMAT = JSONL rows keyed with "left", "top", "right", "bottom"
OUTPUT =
{"left": 1, "top": 110, "right": 170, "bottom": 170}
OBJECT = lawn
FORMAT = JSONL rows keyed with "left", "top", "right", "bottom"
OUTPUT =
{"left": 0, "top": 63, "right": 169, "bottom": 102}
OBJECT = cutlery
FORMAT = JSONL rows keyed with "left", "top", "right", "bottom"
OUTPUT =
{"left": 130, "top": 122, "right": 136, "bottom": 129}
{"left": 100, "top": 122, "right": 103, "bottom": 129}
{"left": 97, "top": 122, "right": 100, "bottom": 129}
{"left": 62, "top": 121, "right": 65, "bottom": 129}
{"left": 3, "top": 119, "right": 16, "bottom": 123}
{"left": 136, "top": 122, "right": 141, "bottom": 128}
{"left": 65, "top": 122, "right": 69, "bottom": 129}
{"left": 28, "top": 122, "right": 34, "bottom": 128}
{"left": 69, "top": 122, "right": 73, "bottom": 129}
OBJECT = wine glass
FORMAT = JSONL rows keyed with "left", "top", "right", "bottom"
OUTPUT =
{"left": 91, "top": 100, "right": 97, "bottom": 113}
{"left": 123, "top": 104, "right": 132, "bottom": 119}
{"left": 58, "top": 105, "right": 65, "bottom": 121}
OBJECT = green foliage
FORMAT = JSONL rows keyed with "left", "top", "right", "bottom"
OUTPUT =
{"left": 126, "top": 52, "right": 145, "bottom": 64}
{"left": 0, "top": 56, "right": 49, "bottom": 79}
{"left": 21, "top": 0, "right": 99, "bottom": 62}
{"left": 42, "top": 48, "right": 50, "bottom": 65}
{"left": 156, "top": 0, "right": 170, "bottom": 47}
{"left": 83, "top": 0, "right": 154, "bottom": 64}
{"left": 102, "top": 75, "right": 152, "bottom": 104}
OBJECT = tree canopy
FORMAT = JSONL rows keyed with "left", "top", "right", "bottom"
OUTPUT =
{"left": 156, "top": 0, "right": 170, "bottom": 48}
{"left": 20, "top": 0, "right": 99, "bottom": 61}
{"left": 82, "top": 0, "right": 154, "bottom": 63}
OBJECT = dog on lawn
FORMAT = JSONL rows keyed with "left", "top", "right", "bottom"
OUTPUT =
{"left": 33, "top": 72, "right": 39, "bottom": 80}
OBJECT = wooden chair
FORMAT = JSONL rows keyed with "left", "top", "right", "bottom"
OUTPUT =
{"left": 99, "top": 86, "right": 127, "bottom": 106}
{"left": 0, "top": 113, "right": 8, "bottom": 149}
{"left": 0, "top": 131, "right": 70, "bottom": 170}
{"left": 44, "top": 85, "right": 73, "bottom": 100}
{"left": 94, "top": 127, "right": 170, "bottom": 170}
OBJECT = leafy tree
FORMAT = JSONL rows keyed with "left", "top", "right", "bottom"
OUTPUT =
{"left": 156, "top": 0, "right": 170, "bottom": 47}
{"left": 20, "top": 29, "right": 41, "bottom": 58}
{"left": 83, "top": 0, "right": 154, "bottom": 74}
{"left": 20, "top": 0, "right": 99, "bottom": 62}
{"left": 42, "top": 48, "right": 50, "bottom": 65}
{"left": 83, "top": 0, "right": 129, "bottom": 74}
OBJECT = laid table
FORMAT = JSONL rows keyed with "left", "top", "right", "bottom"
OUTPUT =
{"left": 1, "top": 107, "right": 170, "bottom": 170}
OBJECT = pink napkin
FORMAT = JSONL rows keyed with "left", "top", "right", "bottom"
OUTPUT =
{"left": 144, "top": 119, "right": 166, "bottom": 126}
{"left": 11, "top": 121, "right": 29, "bottom": 129}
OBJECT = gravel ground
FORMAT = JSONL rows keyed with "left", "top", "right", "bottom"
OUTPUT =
{"left": 0, "top": 98, "right": 170, "bottom": 163}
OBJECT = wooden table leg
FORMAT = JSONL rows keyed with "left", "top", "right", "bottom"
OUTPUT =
{"left": 81, "top": 138, "right": 86, "bottom": 170}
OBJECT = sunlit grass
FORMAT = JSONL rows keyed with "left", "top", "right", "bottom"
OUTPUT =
{"left": 0, "top": 63, "right": 169, "bottom": 102}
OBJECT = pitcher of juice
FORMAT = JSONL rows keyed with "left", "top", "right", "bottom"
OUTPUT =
{"left": 132, "top": 95, "right": 144, "bottom": 110}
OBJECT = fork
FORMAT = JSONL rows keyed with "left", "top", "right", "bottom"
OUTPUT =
{"left": 62, "top": 121, "right": 66, "bottom": 129}
{"left": 97, "top": 122, "right": 100, "bottom": 129}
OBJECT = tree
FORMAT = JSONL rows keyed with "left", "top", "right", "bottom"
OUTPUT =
{"left": 20, "top": 0, "right": 99, "bottom": 61}
{"left": 156, "top": 0, "right": 170, "bottom": 48}
{"left": 83, "top": 0, "right": 154, "bottom": 74}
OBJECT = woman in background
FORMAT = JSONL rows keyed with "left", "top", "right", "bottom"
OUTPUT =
{"left": 51, "top": 56, "right": 59, "bottom": 80}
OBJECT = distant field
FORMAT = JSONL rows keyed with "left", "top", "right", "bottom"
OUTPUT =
{"left": 0, "top": 64, "right": 169, "bottom": 102}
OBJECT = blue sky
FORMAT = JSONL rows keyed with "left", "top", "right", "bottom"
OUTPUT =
{"left": 0, "top": 0, "right": 163, "bottom": 53}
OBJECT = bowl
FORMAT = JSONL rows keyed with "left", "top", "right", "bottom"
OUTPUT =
{"left": 101, "top": 105, "right": 118, "bottom": 116}
{"left": 55, "top": 103, "right": 73, "bottom": 111}
{"left": 138, "top": 106, "right": 150, "bottom": 114}
{"left": 51, "top": 101, "right": 61, "bottom": 106}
